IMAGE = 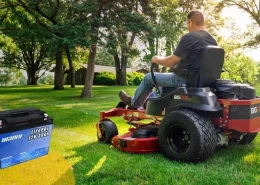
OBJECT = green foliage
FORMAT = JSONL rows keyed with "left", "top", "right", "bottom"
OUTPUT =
{"left": 0, "top": 6, "right": 54, "bottom": 85}
{"left": 95, "top": 49, "right": 114, "bottom": 66}
{"left": 0, "top": 68, "right": 26, "bottom": 86}
{"left": 18, "top": 76, "right": 27, "bottom": 85}
{"left": 63, "top": 47, "right": 89, "bottom": 71}
{"left": 127, "top": 72, "right": 145, "bottom": 85}
{"left": 140, "top": 0, "right": 186, "bottom": 69}
{"left": 94, "top": 71, "right": 116, "bottom": 86}
{"left": 38, "top": 74, "right": 54, "bottom": 85}
{"left": 102, "top": 1, "right": 151, "bottom": 84}
{"left": 218, "top": 38, "right": 259, "bottom": 86}
{"left": 93, "top": 71, "right": 145, "bottom": 86}
{"left": 218, "top": 0, "right": 260, "bottom": 48}
{"left": 0, "top": 0, "right": 98, "bottom": 88}
{"left": 0, "top": 69, "right": 11, "bottom": 86}
{"left": 221, "top": 54, "right": 259, "bottom": 85}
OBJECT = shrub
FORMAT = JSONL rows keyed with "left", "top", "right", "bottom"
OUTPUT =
{"left": 94, "top": 71, "right": 116, "bottom": 85}
{"left": 38, "top": 74, "right": 54, "bottom": 85}
{"left": 127, "top": 72, "right": 145, "bottom": 85}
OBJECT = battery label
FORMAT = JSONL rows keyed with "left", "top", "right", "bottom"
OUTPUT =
{"left": 0, "top": 124, "right": 52, "bottom": 168}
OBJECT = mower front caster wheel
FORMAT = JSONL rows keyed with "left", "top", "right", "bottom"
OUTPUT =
{"left": 97, "top": 120, "right": 118, "bottom": 144}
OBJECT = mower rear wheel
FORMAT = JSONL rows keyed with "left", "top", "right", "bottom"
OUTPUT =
{"left": 159, "top": 109, "right": 218, "bottom": 162}
{"left": 239, "top": 133, "right": 258, "bottom": 144}
{"left": 97, "top": 120, "right": 118, "bottom": 144}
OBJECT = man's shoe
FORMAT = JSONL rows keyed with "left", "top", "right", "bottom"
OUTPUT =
{"left": 119, "top": 90, "right": 132, "bottom": 107}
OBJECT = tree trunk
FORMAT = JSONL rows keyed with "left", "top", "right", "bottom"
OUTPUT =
{"left": 29, "top": 66, "right": 38, "bottom": 85}
{"left": 115, "top": 32, "right": 136, "bottom": 85}
{"left": 155, "top": 37, "right": 159, "bottom": 72}
{"left": 114, "top": 53, "right": 121, "bottom": 85}
{"left": 65, "top": 46, "right": 75, "bottom": 88}
{"left": 161, "top": 39, "right": 172, "bottom": 73}
{"left": 26, "top": 64, "right": 38, "bottom": 85}
{"left": 147, "top": 37, "right": 159, "bottom": 72}
{"left": 80, "top": 44, "right": 96, "bottom": 98}
{"left": 54, "top": 48, "right": 64, "bottom": 90}
{"left": 119, "top": 50, "right": 127, "bottom": 85}
{"left": 80, "top": 0, "right": 104, "bottom": 97}
{"left": 27, "top": 71, "right": 31, "bottom": 85}
{"left": 30, "top": 73, "right": 37, "bottom": 85}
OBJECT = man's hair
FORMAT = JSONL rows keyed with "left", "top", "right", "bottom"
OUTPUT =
{"left": 187, "top": 10, "right": 204, "bottom": 26}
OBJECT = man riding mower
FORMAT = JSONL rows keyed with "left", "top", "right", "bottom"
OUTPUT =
{"left": 96, "top": 46, "right": 260, "bottom": 163}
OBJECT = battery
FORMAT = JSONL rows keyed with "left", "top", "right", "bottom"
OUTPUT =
{"left": 0, "top": 108, "right": 53, "bottom": 168}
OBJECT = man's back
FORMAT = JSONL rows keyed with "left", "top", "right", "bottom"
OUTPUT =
{"left": 173, "top": 30, "right": 217, "bottom": 70}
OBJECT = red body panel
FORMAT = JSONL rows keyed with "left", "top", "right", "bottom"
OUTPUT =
{"left": 215, "top": 98, "right": 260, "bottom": 132}
{"left": 111, "top": 131, "right": 159, "bottom": 153}
{"left": 98, "top": 98, "right": 260, "bottom": 154}
{"left": 228, "top": 119, "right": 260, "bottom": 132}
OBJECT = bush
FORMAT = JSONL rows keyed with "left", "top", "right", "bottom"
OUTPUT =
{"left": 127, "top": 72, "right": 144, "bottom": 85}
{"left": 38, "top": 74, "right": 54, "bottom": 85}
{"left": 94, "top": 71, "right": 116, "bottom": 85}
{"left": 93, "top": 71, "right": 145, "bottom": 86}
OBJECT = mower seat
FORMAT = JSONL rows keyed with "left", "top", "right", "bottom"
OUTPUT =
{"left": 162, "top": 46, "right": 225, "bottom": 94}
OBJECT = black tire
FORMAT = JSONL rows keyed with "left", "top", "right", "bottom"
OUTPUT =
{"left": 97, "top": 120, "right": 118, "bottom": 144}
{"left": 239, "top": 133, "right": 258, "bottom": 144}
{"left": 159, "top": 109, "right": 218, "bottom": 162}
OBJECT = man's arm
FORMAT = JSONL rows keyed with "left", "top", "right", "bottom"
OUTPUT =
{"left": 151, "top": 55, "right": 181, "bottom": 67}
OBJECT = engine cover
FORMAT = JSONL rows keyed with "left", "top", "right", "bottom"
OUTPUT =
{"left": 211, "top": 79, "right": 255, "bottom": 99}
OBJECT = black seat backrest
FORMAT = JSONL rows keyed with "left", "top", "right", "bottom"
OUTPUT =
{"left": 192, "top": 46, "right": 225, "bottom": 87}
{"left": 161, "top": 46, "right": 225, "bottom": 96}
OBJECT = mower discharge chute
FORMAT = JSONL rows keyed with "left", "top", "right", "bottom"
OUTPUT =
{"left": 96, "top": 46, "right": 260, "bottom": 162}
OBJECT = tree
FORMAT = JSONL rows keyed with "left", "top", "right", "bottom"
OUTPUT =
{"left": 0, "top": 35, "right": 52, "bottom": 85}
{"left": 95, "top": 49, "right": 114, "bottom": 66}
{"left": 0, "top": 68, "right": 11, "bottom": 86}
{"left": 221, "top": 54, "right": 259, "bottom": 85}
{"left": 103, "top": 0, "right": 149, "bottom": 85}
{"left": 63, "top": 47, "right": 89, "bottom": 86}
{"left": 139, "top": 0, "right": 224, "bottom": 73}
{"left": 38, "top": 74, "right": 54, "bottom": 85}
{"left": 80, "top": 0, "right": 105, "bottom": 97}
{"left": 219, "top": 0, "right": 260, "bottom": 47}
{"left": 0, "top": 2, "right": 54, "bottom": 85}
{"left": 218, "top": 38, "right": 259, "bottom": 85}
{"left": 0, "top": 68, "right": 24, "bottom": 86}
{"left": 2, "top": 0, "right": 93, "bottom": 90}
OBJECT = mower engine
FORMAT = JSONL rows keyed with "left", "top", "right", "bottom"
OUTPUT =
{"left": 210, "top": 79, "right": 260, "bottom": 146}
{"left": 211, "top": 79, "right": 255, "bottom": 100}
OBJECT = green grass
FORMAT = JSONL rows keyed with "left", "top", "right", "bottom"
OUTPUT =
{"left": 1, "top": 85, "right": 260, "bottom": 185}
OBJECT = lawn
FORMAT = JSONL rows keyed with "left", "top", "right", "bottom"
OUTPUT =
{"left": 1, "top": 85, "right": 260, "bottom": 185}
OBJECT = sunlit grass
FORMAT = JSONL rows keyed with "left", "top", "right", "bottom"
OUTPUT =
{"left": 1, "top": 85, "right": 260, "bottom": 185}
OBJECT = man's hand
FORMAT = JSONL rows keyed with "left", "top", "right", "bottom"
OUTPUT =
{"left": 151, "top": 56, "right": 164, "bottom": 64}
{"left": 151, "top": 55, "right": 181, "bottom": 67}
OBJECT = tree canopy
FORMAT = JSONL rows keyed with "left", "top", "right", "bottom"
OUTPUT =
{"left": 0, "top": 0, "right": 259, "bottom": 93}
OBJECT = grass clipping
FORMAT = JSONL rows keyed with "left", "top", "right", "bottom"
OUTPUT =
{"left": 0, "top": 152, "right": 75, "bottom": 185}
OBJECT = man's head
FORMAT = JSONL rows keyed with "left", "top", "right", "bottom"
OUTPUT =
{"left": 186, "top": 10, "right": 205, "bottom": 32}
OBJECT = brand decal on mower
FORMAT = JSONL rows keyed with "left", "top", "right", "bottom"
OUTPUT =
{"left": 251, "top": 106, "right": 260, "bottom": 114}
{"left": 1, "top": 134, "right": 23, "bottom": 143}
{"left": 173, "top": 95, "right": 189, "bottom": 100}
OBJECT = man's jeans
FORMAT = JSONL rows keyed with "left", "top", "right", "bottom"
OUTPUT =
{"left": 131, "top": 72, "right": 187, "bottom": 108}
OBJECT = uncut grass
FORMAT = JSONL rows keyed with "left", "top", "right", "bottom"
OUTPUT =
{"left": 1, "top": 85, "right": 260, "bottom": 185}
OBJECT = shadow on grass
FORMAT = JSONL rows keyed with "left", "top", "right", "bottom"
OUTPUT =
{"left": 67, "top": 139, "right": 260, "bottom": 185}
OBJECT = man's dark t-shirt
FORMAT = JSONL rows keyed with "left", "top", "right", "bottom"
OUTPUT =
{"left": 173, "top": 30, "right": 217, "bottom": 70}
